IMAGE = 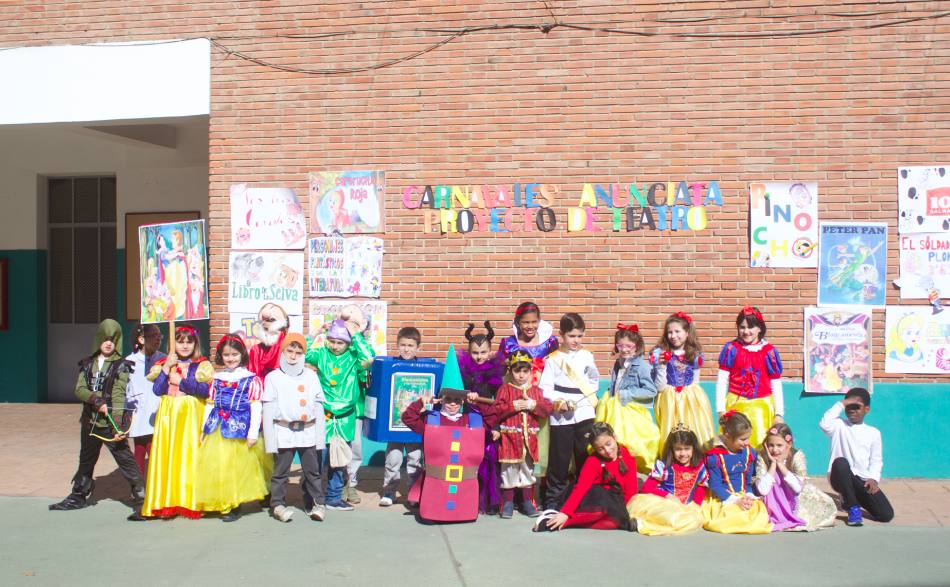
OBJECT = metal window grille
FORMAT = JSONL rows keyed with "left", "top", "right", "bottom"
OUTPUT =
{"left": 48, "top": 177, "right": 117, "bottom": 324}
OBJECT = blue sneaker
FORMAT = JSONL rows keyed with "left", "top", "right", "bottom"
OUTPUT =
{"left": 500, "top": 501, "right": 514, "bottom": 519}
{"left": 326, "top": 500, "right": 354, "bottom": 512}
{"left": 521, "top": 499, "right": 541, "bottom": 518}
{"left": 847, "top": 505, "right": 864, "bottom": 526}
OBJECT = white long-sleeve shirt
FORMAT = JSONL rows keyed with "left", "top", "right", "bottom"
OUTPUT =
{"left": 539, "top": 349, "right": 599, "bottom": 426}
{"left": 819, "top": 401, "right": 883, "bottom": 481}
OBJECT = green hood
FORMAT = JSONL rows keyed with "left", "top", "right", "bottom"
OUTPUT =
{"left": 92, "top": 319, "right": 123, "bottom": 357}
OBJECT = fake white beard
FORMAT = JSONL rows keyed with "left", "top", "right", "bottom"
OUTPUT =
{"left": 260, "top": 318, "right": 288, "bottom": 347}
{"left": 279, "top": 356, "right": 305, "bottom": 377}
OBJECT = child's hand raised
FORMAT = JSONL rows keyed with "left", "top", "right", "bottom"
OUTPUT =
{"left": 466, "top": 392, "right": 479, "bottom": 403}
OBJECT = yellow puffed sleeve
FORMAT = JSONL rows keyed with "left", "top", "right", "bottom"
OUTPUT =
{"left": 195, "top": 360, "right": 215, "bottom": 383}
{"left": 146, "top": 363, "right": 164, "bottom": 382}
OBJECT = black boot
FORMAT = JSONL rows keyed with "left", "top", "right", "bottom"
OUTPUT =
{"left": 221, "top": 509, "right": 241, "bottom": 522}
{"left": 49, "top": 476, "right": 94, "bottom": 511}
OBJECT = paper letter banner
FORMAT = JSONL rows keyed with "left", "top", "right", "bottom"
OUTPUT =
{"left": 229, "top": 313, "right": 304, "bottom": 348}
{"left": 749, "top": 182, "right": 818, "bottom": 268}
{"left": 228, "top": 252, "right": 304, "bottom": 315}
{"left": 138, "top": 219, "right": 209, "bottom": 324}
{"left": 308, "top": 236, "right": 383, "bottom": 298}
{"left": 310, "top": 171, "right": 385, "bottom": 235}
{"left": 895, "top": 233, "right": 950, "bottom": 299}
{"left": 884, "top": 306, "right": 950, "bottom": 374}
{"left": 817, "top": 222, "right": 888, "bottom": 308}
{"left": 898, "top": 166, "right": 950, "bottom": 234}
{"left": 229, "top": 184, "right": 307, "bottom": 250}
{"left": 803, "top": 307, "right": 871, "bottom": 394}
{"left": 308, "top": 299, "right": 387, "bottom": 357}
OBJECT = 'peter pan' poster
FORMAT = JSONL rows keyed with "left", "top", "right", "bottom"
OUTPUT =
{"left": 817, "top": 222, "right": 887, "bottom": 308}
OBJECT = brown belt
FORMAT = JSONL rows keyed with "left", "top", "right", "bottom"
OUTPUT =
{"left": 275, "top": 419, "right": 316, "bottom": 431}
{"left": 425, "top": 464, "right": 477, "bottom": 482}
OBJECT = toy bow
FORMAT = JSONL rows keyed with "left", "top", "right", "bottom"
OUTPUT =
{"left": 615, "top": 322, "right": 639, "bottom": 333}
{"left": 741, "top": 306, "right": 764, "bottom": 322}
{"left": 673, "top": 311, "right": 693, "bottom": 324}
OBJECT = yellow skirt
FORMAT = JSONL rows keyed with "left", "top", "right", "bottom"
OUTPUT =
{"left": 627, "top": 493, "right": 704, "bottom": 536}
{"left": 725, "top": 394, "right": 775, "bottom": 449}
{"left": 596, "top": 394, "right": 660, "bottom": 474}
{"left": 142, "top": 394, "right": 204, "bottom": 518}
{"left": 702, "top": 495, "right": 773, "bottom": 534}
{"left": 654, "top": 383, "right": 716, "bottom": 453}
{"left": 195, "top": 429, "right": 273, "bottom": 513}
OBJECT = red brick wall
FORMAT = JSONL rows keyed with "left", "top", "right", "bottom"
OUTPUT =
{"left": 4, "top": 1, "right": 948, "bottom": 381}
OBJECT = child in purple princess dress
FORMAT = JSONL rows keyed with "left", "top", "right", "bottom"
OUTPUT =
{"left": 458, "top": 321, "right": 505, "bottom": 514}
{"left": 755, "top": 423, "right": 836, "bottom": 532}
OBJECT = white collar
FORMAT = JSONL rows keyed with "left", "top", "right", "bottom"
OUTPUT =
{"left": 739, "top": 339, "right": 768, "bottom": 352}
{"left": 511, "top": 320, "right": 554, "bottom": 345}
{"left": 440, "top": 409, "right": 463, "bottom": 422}
{"left": 215, "top": 367, "right": 254, "bottom": 382}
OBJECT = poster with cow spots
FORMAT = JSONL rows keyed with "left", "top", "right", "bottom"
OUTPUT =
{"left": 898, "top": 166, "right": 950, "bottom": 234}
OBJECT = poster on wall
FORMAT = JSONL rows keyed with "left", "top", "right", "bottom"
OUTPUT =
{"left": 389, "top": 372, "right": 436, "bottom": 431}
{"left": 310, "top": 170, "right": 385, "bottom": 235}
{"left": 229, "top": 313, "right": 304, "bottom": 347}
{"left": 227, "top": 251, "right": 304, "bottom": 315}
{"left": 803, "top": 307, "right": 872, "bottom": 394}
{"left": 884, "top": 306, "right": 950, "bottom": 374}
{"left": 898, "top": 166, "right": 950, "bottom": 234}
{"left": 817, "top": 222, "right": 888, "bottom": 308}
{"left": 138, "top": 219, "right": 209, "bottom": 324}
{"left": 749, "top": 182, "right": 819, "bottom": 268}
{"left": 307, "top": 299, "right": 387, "bottom": 356}
{"left": 894, "top": 233, "right": 950, "bottom": 300}
{"left": 308, "top": 236, "right": 383, "bottom": 298}
{"left": 229, "top": 184, "right": 307, "bottom": 250}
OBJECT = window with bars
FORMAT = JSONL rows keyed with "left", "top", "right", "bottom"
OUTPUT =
{"left": 48, "top": 177, "right": 117, "bottom": 324}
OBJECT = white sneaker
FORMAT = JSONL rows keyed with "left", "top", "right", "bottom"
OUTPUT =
{"left": 309, "top": 504, "right": 326, "bottom": 521}
{"left": 379, "top": 495, "right": 394, "bottom": 507}
{"left": 272, "top": 505, "right": 294, "bottom": 523}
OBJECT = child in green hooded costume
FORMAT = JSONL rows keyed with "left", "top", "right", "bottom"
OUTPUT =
{"left": 50, "top": 319, "right": 145, "bottom": 512}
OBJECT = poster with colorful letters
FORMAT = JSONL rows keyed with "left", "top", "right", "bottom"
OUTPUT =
{"left": 749, "top": 182, "right": 819, "bottom": 268}
{"left": 308, "top": 236, "right": 383, "bottom": 298}
{"left": 228, "top": 251, "right": 304, "bottom": 315}
{"left": 803, "top": 307, "right": 871, "bottom": 394}
{"left": 898, "top": 166, "right": 950, "bottom": 234}
{"left": 138, "top": 219, "right": 209, "bottom": 323}
{"left": 229, "top": 313, "right": 305, "bottom": 348}
{"left": 307, "top": 299, "right": 387, "bottom": 357}
{"left": 310, "top": 170, "right": 385, "bottom": 235}
{"left": 817, "top": 222, "right": 888, "bottom": 308}
{"left": 895, "top": 233, "right": 950, "bottom": 299}
{"left": 884, "top": 306, "right": 950, "bottom": 374}
{"left": 230, "top": 184, "right": 307, "bottom": 249}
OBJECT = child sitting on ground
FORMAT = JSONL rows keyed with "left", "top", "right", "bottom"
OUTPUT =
{"left": 755, "top": 423, "right": 836, "bottom": 531}
{"left": 819, "top": 387, "right": 893, "bottom": 526}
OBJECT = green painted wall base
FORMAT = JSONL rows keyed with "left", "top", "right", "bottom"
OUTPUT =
{"left": 0, "top": 250, "right": 47, "bottom": 402}
{"left": 361, "top": 381, "right": 950, "bottom": 479}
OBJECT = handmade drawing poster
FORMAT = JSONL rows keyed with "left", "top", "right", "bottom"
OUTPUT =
{"left": 229, "top": 313, "right": 305, "bottom": 348}
{"left": 884, "top": 306, "right": 950, "bottom": 374}
{"left": 749, "top": 182, "right": 818, "bottom": 268}
{"left": 138, "top": 219, "right": 209, "bottom": 323}
{"left": 803, "top": 307, "right": 871, "bottom": 394}
{"left": 895, "top": 233, "right": 950, "bottom": 299}
{"left": 389, "top": 372, "right": 436, "bottom": 431}
{"left": 817, "top": 222, "right": 888, "bottom": 308}
{"left": 310, "top": 170, "right": 385, "bottom": 235}
{"left": 307, "top": 299, "right": 387, "bottom": 357}
{"left": 898, "top": 166, "right": 950, "bottom": 234}
{"left": 308, "top": 236, "right": 383, "bottom": 298}
{"left": 230, "top": 184, "right": 307, "bottom": 250}
{"left": 228, "top": 251, "right": 304, "bottom": 315}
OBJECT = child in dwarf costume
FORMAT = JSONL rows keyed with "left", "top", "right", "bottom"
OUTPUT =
{"left": 402, "top": 346, "right": 488, "bottom": 523}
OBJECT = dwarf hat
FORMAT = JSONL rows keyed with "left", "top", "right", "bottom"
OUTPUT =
{"left": 439, "top": 344, "right": 468, "bottom": 400}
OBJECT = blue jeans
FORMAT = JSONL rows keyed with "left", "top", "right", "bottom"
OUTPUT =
{"left": 324, "top": 450, "right": 347, "bottom": 504}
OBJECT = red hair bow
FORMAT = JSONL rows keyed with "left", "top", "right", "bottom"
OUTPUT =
{"left": 722, "top": 409, "right": 739, "bottom": 419}
{"left": 616, "top": 322, "right": 639, "bottom": 333}
{"left": 176, "top": 324, "right": 198, "bottom": 336}
{"left": 215, "top": 332, "right": 245, "bottom": 354}
{"left": 673, "top": 311, "right": 693, "bottom": 324}
{"left": 742, "top": 306, "right": 764, "bottom": 322}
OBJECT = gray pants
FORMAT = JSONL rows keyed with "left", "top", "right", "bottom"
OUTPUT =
{"left": 382, "top": 442, "right": 423, "bottom": 494}
{"left": 347, "top": 418, "right": 363, "bottom": 488}
{"left": 271, "top": 447, "right": 324, "bottom": 508}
